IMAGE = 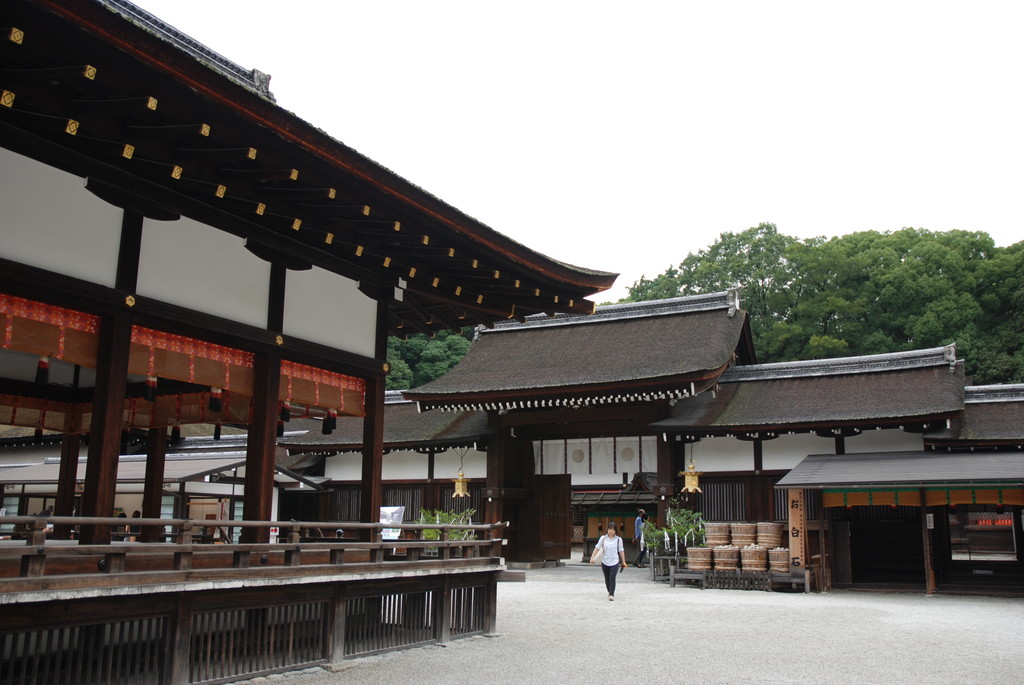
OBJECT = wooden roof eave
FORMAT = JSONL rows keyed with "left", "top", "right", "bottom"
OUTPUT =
{"left": 12, "top": 1, "right": 615, "bottom": 334}
{"left": 405, "top": 366, "right": 730, "bottom": 411}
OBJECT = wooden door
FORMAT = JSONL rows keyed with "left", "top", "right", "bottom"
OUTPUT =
{"left": 537, "top": 474, "right": 572, "bottom": 561}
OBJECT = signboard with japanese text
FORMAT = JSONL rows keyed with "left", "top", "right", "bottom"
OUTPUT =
{"left": 788, "top": 489, "right": 806, "bottom": 571}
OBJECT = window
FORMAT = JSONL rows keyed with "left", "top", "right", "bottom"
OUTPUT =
{"left": 947, "top": 506, "right": 1017, "bottom": 562}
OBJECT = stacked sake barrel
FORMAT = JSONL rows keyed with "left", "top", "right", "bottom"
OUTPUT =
{"left": 711, "top": 545, "right": 739, "bottom": 570}
{"left": 768, "top": 548, "right": 790, "bottom": 573}
{"left": 704, "top": 522, "right": 731, "bottom": 548}
{"left": 686, "top": 547, "right": 713, "bottom": 570}
{"left": 757, "top": 522, "right": 784, "bottom": 549}
{"left": 730, "top": 522, "right": 758, "bottom": 547}
{"left": 740, "top": 544, "right": 767, "bottom": 571}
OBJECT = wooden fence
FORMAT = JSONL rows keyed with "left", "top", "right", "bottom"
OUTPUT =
{"left": 0, "top": 516, "right": 506, "bottom": 685}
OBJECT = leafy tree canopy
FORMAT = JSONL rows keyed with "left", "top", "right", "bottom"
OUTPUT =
{"left": 624, "top": 225, "right": 1023, "bottom": 384}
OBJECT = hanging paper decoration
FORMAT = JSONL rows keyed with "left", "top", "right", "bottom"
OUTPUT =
{"left": 208, "top": 386, "right": 223, "bottom": 412}
{"left": 144, "top": 374, "right": 157, "bottom": 401}
{"left": 321, "top": 408, "right": 337, "bottom": 435}
{"left": 35, "top": 356, "right": 49, "bottom": 384}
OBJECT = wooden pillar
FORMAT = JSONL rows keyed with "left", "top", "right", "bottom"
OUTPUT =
{"left": 359, "top": 294, "right": 389, "bottom": 527}
{"left": 484, "top": 412, "right": 507, "bottom": 526}
{"left": 920, "top": 488, "right": 936, "bottom": 594}
{"left": 241, "top": 349, "right": 281, "bottom": 543}
{"left": 140, "top": 427, "right": 167, "bottom": 542}
{"left": 79, "top": 313, "right": 131, "bottom": 544}
{"left": 655, "top": 435, "right": 675, "bottom": 525}
{"left": 53, "top": 433, "right": 81, "bottom": 539}
{"left": 359, "top": 375, "right": 385, "bottom": 527}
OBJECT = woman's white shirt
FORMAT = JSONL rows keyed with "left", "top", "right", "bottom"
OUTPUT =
{"left": 596, "top": 534, "right": 623, "bottom": 566}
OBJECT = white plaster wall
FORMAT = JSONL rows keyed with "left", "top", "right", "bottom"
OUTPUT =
{"left": 762, "top": 433, "right": 836, "bottom": 471}
{"left": 0, "top": 148, "right": 122, "bottom": 287}
{"left": 324, "top": 453, "right": 362, "bottom": 481}
{"left": 382, "top": 450, "right": 428, "bottom": 480}
{"left": 283, "top": 267, "right": 377, "bottom": 357}
{"left": 436, "top": 449, "right": 486, "bottom": 479}
{"left": 324, "top": 448, "right": 488, "bottom": 482}
{"left": 687, "top": 435, "right": 756, "bottom": 472}
{"left": 534, "top": 436, "right": 657, "bottom": 476}
{"left": 845, "top": 428, "right": 924, "bottom": 453}
{"left": 138, "top": 216, "right": 271, "bottom": 328}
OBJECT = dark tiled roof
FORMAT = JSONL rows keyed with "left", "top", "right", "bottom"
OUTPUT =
{"left": 925, "top": 384, "right": 1024, "bottom": 445}
{"left": 653, "top": 347, "right": 964, "bottom": 432}
{"left": 404, "top": 293, "right": 749, "bottom": 409}
{"left": 775, "top": 451, "right": 1024, "bottom": 488}
{"left": 280, "top": 403, "right": 489, "bottom": 451}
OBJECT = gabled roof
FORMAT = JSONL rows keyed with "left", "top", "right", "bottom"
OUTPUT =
{"left": 924, "top": 384, "right": 1024, "bottom": 448}
{"left": 651, "top": 345, "right": 965, "bottom": 434}
{"left": 280, "top": 392, "right": 489, "bottom": 452}
{"left": 1, "top": 1, "right": 615, "bottom": 337}
{"left": 404, "top": 291, "right": 753, "bottom": 411}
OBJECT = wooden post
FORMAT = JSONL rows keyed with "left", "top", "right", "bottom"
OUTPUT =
{"left": 54, "top": 433, "right": 81, "bottom": 539}
{"left": 655, "top": 435, "right": 674, "bottom": 525}
{"left": 165, "top": 593, "right": 193, "bottom": 685}
{"left": 359, "top": 294, "right": 389, "bottom": 531}
{"left": 241, "top": 350, "right": 281, "bottom": 543}
{"left": 359, "top": 374, "right": 385, "bottom": 530}
{"left": 141, "top": 427, "right": 167, "bottom": 542}
{"left": 79, "top": 312, "right": 131, "bottom": 544}
{"left": 921, "top": 488, "right": 936, "bottom": 595}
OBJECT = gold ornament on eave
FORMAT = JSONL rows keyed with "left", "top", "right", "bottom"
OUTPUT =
{"left": 679, "top": 459, "right": 702, "bottom": 494}
{"left": 452, "top": 468, "right": 470, "bottom": 498}
{"left": 452, "top": 449, "right": 471, "bottom": 498}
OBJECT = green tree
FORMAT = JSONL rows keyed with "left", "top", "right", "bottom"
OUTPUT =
{"left": 386, "top": 328, "right": 474, "bottom": 389}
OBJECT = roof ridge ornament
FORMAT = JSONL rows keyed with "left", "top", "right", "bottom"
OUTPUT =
{"left": 964, "top": 383, "right": 1024, "bottom": 404}
{"left": 99, "top": 0, "right": 276, "bottom": 101}
{"left": 481, "top": 289, "right": 743, "bottom": 334}
{"left": 720, "top": 344, "right": 959, "bottom": 383}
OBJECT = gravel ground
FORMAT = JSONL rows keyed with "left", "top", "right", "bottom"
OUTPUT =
{"left": 236, "top": 562, "right": 1024, "bottom": 685}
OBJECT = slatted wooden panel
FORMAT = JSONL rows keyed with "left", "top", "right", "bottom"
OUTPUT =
{"left": 696, "top": 480, "right": 746, "bottom": 521}
{"left": 189, "top": 601, "right": 326, "bottom": 684}
{"left": 344, "top": 590, "right": 437, "bottom": 657}
{"left": 449, "top": 584, "right": 486, "bottom": 637}
{"left": 0, "top": 617, "right": 166, "bottom": 685}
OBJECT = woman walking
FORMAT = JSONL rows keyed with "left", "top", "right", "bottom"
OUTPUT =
{"left": 590, "top": 523, "right": 627, "bottom": 600}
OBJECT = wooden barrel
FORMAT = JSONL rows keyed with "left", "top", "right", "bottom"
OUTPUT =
{"left": 704, "top": 522, "right": 731, "bottom": 547}
{"left": 740, "top": 545, "right": 767, "bottom": 571}
{"left": 768, "top": 547, "right": 790, "bottom": 573}
{"left": 757, "top": 522, "right": 784, "bottom": 549}
{"left": 712, "top": 546, "right": 739, "bottom": 570}
{"left": 686, "top": 547, "right": 712, "bottom": 570}
{"left": 730, "top": 522, "right": 757, "bottom": 547}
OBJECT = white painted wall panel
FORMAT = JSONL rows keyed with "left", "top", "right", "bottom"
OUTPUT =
{"left": 284, "top": 267, "right": 377, "bottom": 357}
{"left": 763, "top": 433, "right": 835, "bottom": 471}
{"left": 688, "top": 435, "right": 755, "bottom": 472}
{"left": 845, "top": 428, "right": 923, "bottom": 453}
{"left": 137, "top": 217, "right": 270, "bottom": 328}
{"left": 0, "top": 147, "right": 121, "bottom": 287}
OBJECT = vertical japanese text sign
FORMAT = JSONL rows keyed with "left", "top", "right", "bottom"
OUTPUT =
{"left": 788, "top": 489, "right": 806, "bottom": 570}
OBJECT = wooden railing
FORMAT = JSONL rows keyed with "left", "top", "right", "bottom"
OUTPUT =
{"left": 0, "top": 515, "right": 508, "bottom": 595}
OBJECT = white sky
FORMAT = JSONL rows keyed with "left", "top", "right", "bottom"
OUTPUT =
{"left": 131, "top": 1, "right": 1023, "bottom": 303}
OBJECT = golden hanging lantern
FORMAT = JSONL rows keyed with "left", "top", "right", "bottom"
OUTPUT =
{"left": 679, "top": 459, "right": 702, "bottom": 494}
{"left": 452, "top": 468, "right": 470, "bottom": 498}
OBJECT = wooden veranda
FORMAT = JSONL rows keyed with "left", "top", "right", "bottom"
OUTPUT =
{"left": 0, "top": 516, "right": 508, "bottom": 684}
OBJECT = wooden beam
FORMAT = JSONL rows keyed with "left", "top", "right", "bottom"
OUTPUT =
{"left": 359, "top": 297, "right": 389, "bottom": 529}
